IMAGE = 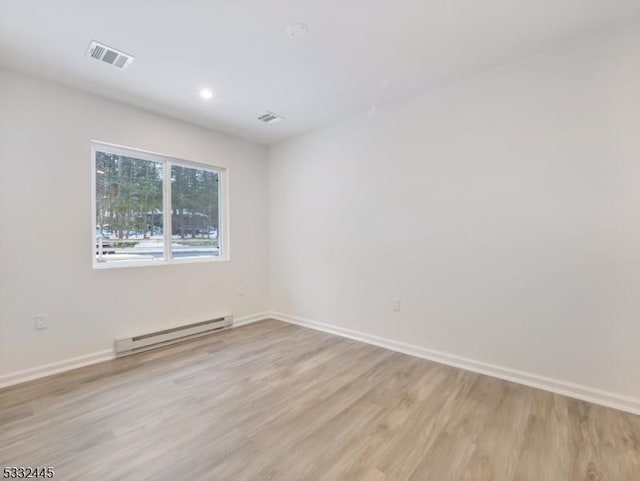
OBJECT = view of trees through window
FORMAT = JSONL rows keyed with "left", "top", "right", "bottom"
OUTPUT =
{"left": 95, "top": 148, "right": 220, "bottom": 265}
{"left": 171, "top": 164, "right": 219, "bottom": 253}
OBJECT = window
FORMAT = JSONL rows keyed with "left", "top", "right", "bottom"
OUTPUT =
{"left": 92, "top": 142, "right": 225, "bottom": 268}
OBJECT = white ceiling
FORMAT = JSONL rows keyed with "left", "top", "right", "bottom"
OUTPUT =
{"left": 1, "top": 0, "right": 639, "bottom": 145}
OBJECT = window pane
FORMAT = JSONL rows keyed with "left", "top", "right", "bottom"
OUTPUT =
{"left": 95, "top": 151, "right": 164, "bottom": 263}
{"left": 171, "top": 165, "right": 220, "bottom": 259}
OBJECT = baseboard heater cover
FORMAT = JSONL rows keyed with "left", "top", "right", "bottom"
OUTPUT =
{"left": 114, "top": 315, "right": 233, "bottom": 356}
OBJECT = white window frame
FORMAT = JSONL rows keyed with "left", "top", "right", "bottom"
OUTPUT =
{"left": 91, "top": 141, "right": 229, "bottom": 269}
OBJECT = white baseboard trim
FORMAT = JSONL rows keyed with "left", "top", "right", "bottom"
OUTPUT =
{"left": 270, "top": 311, "right": 640, "bottom": 416}
{"left": 234, "top": 312, "right": 272, "bottom": 327}
{"left": 0, "top": 312, "right": 273, "bottom": 390}
{"left": 0, "top": 350, "right": 116, "bottom": 390}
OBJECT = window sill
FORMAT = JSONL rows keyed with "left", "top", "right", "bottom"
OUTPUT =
{"left": 92, "top": 256, "right": 230, "bottom": 270}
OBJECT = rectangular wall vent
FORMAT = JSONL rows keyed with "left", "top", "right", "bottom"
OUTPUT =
{"left": 114, "top": 315, "right": 233, "bottom": 356}
{"left": 258, "top": 111, "right": 285, "bottom": 124}
{"left": 86, "top": 40, "right": 134, "bottom": 69}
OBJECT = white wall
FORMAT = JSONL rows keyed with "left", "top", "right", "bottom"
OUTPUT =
{"left": 268, "top": 23, "right": 640, "bottom": 402}
{"left": 0, "top": 69, "right": 269, "bottom": 378}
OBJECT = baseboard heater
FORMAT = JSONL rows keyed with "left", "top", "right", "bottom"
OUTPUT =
{"left": 114, "top": 315, "right": 233, "bottom": 357}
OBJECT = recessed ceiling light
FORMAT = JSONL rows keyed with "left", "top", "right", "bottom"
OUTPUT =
{"left": 285, "top": 23, "right": 309, "bottom": 39}
{"left": 199, "top": 88, "right": 214, "bottom": 100}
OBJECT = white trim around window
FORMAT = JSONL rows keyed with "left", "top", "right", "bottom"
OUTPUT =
{"left": 91, "top": 141, "right": 229, "bottom": 269}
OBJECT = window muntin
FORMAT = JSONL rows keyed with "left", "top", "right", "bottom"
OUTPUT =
{"left": 92, "top": 143, "right": 224, "bottom": 268}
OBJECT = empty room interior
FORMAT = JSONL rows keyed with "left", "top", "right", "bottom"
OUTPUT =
{"left": 2, "top": 1, "right": 640, "bottom": 479}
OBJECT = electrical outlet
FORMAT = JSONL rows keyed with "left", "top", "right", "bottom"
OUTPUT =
{"left": 392, "top": 297, "right": 401, "bottom": 312}
{"left": 237, "top": 284, "right": 244, "bottom": 296}
{"left": 34, "top": 314, "right": 48, "bottom": 330}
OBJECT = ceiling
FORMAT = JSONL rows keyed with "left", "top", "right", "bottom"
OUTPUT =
{"left": 1, "top": 1, "right": 639, "bottom": 145}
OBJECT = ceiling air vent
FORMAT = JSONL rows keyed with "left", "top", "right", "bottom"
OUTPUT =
{"left": 86, "top": 40, "right": 134, "bottom": 69}
{"left": 257, "top": 111, "right": 285, "bottom": 124}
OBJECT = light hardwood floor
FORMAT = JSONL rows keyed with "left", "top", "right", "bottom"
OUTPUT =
{"left": 1, "top": 319, "right": 639, "bottom": 480}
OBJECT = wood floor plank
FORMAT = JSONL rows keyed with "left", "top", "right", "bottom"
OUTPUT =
{"left": 513, "top": 392, "right": 573, "bottom": 481}
{"left": 1, "top": 319, "right": 639, "bottom": 481}
{"left": 404, "top": 375, "right": 507, "bottom": 481}
{"left": 461, "top": 383, "right": 532, "bottom": 481}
